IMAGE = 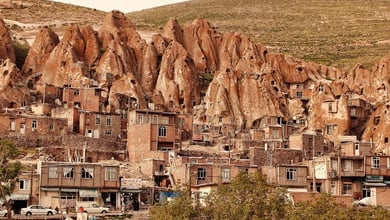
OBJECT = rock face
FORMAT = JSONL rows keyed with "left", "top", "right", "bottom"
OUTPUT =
{"left": 2, "top": 10, "right": 390, "bottom": 152}
{"left": 0, "top": 18, "right": 15, "bottom": 63}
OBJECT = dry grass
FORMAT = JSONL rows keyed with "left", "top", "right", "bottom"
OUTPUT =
{"left": 128, "top": 0, "right": 390, "bottom": 68}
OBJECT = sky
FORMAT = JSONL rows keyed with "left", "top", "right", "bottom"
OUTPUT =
{"left": 51, "top": 0, "right": 188, "bottom": 13}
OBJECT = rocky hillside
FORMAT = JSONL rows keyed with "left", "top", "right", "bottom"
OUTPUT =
{"left": 0, "top": 2, "right": 390, "bottom": 153}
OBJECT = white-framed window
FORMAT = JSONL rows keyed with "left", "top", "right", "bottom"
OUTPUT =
{"left": 222, "top": 168, "right": 230, "bottom": 182}
{"left": 342, "top": 183, "right": 352, "bottom": 195}
{"left": 106, "top": 116, "right": 112, "bottom": 126}
{"left": 32, "top": 120, "right": 38, "bottom": 130}
{"left": 326, "top": 125, "right": 333, "bottom": 135}
{"left": 74, "top": 89, "right": 80, "bottom": 96}
{"left": 296, "top": 91, "right": 303, "bottom": 98}
{"left": 387, "top": 158, "right": 390, "bottom": 169}
{"left": 286, "top": 168, "right": 297, "bottom": 180}
{"left": 344, "top": 160, "right": 353, "bottom": 171}
{"left": 63, "top": 167, "right": 74, "bottom": 178}
{"left": 161, "top": 116, "right": 169, "bottom": 124}
{"left": 19, "top": 179, "right": 30, "bottom": 190}
{"left": 104, "top": 129, "right": 112, "bottom": 135}
{"left": 95, "top": 115, "right": 101, "bottom": 125}
{"left": 372, "top": 157, "right": 380, "bottom": 169}
{"left": 197, "top": 168, "right": 206, "bottom": 181}
{"left": 137, "top": 114, "right": 143, "bottom": 124}
{"left": 49, "top": 167, "right": 58, "bottom": 178}
{"left": 159, "top": 126, "right": 167, "bottom": 137}
{"left": 81, "top": 168, "right": 94, "bottom": 179}
{"left": 105, "top": 167, "right": 117, "bottom": 181}
{"left": 152, "top": 115, "right": 158, "bottom": 124}
{"left": 318, "top": 85, "right": 324, "bottom": 92}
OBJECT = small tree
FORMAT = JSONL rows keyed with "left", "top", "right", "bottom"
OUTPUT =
{"left": 0, "top": 139, "right": 22, "bottom": 220}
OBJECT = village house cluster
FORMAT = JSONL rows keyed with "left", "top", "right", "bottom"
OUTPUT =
{"left": 2, "top": 81, "right": 390, "bottom": 214}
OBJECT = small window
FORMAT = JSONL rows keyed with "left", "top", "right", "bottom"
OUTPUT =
{"left": 387, "top": 158, "right": 390, "bottom": 169}
{"left": 152, "top": 115, "right": 158, "bottom": 124}
{"left": 49, "top": 123, "right": 54, "bottom": 131}
{"left": 218, "top": 117, "right": 223, "bottom": 123}
{"left": 342, "top": 183, "right": 352, "bottom": 195}
{"left": 159, "top": 126, "right": 167, "bottom": 137}
{"left": 105, "top": 167, "right": 117, "bottom": 181}
{"left": 104, "top": 129, "right": 112, "bottom": 135}
{"left": 197, "top": 168, "right": 206, "bottom": 181}
{"left": 286, "top": 168, "right": 297, "bottom": 180}
{"left": 137, "top": 114, "right": 143, "bottom": 124}
{"left": 81, "top": 168, "right": 94, "bottom": 179}
{"left": 372, "top": 157, "right": 380, "bottom": 169}
{"left": 296, "top": 92, "right": 303, "bottom": 98}
{"left": 326, "top": 125, "right": 333, "bottom": 135}
{"left": 63, "top": 167, "right": 74, "bottom": 178}
{"left": 161, "top": 116, "right": 169, "bottom": 124}
{"left": 385, "top": 137, "right": 389, "bottom": 143}
{"left": 106, "top": 116, "right": 112, "bottom": 126}
{"left": 318, "top": 85, "right": 324, "bottom": 92}
{"left": 328, "top": 103, "right": 333, "bottom": 112}
{"left": 169, "top": 100, "right": 174, "bottom": 108}
{"left": 95, "top": 115, "right": 101, "bottom": 125}
{"left": 74, "top": 90, "right": 80, "bottom": 96}
{"left": 19, "top": 179, "right": 30, "bottom": 190}
{"left": 49, "top": 167, "right": 58, "bottom": 178}
{"left": 222, "top": 168, "right": 230, "bottom": 182}
{"left": 32, "top": 120, "right": 38, "bottom": 130}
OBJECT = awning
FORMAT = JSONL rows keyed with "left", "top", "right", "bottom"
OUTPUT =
{"left": 363, "top": 182, "right": 387, "bottom": 187}
{"left": 10, "top": 194, "right": 30, "bottom": 201}
{"left": 79, "top": 189, "right": 99, "bottom": 198}
{"left": 365, "top": 176, "right": 383, "bottom": 182}
{"left": 41, "top": 187, "right": 60, "bottom": 191}
{"left": 61, "top": 188, "right": 79, "bottom": 192}
{"left": 120, "top": 189, "right": 142, "bottom": 193}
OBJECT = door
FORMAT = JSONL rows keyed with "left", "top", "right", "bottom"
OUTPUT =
{"left": 20, "top": 123, "right": 25, "bottom": 134}
{"left": 87, "top": 129, "right": 92, "bottom": 138}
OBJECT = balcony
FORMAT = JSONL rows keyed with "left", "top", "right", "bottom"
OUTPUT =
{"left": 340, "top": 169, "right": 364, "bottom": 177}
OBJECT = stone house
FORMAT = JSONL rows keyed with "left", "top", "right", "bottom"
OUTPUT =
{"left": 363, "top": 155, "right": 390, "bottom": 198}
{"left": 288, "top": 83, "right": 311, "bottom": 100}
{"left": 39, "top": 161, "right": 120, "bottom": 214}
{"left": 10, "top": 165, "right": 40, "bottom": 214}
{"left": 289, "top": 131, "right": 326, "bottom": 160}
{"left": 127, "top": 109, "right": 179, "bottom": 163}
{"left": 79, "top": 112, "right": 121, "bottom": 141}
{"left": 0, "top": 112, "right": 67, "bottom": 136}
{"left": 62, "top": 87, "right": 107, "bottom": 112}
{"left": 264, "top": 164, "right": 308, "bottom": 191}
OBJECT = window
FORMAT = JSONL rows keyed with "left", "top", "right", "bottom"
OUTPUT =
{"left": 343, "top": 183, "right": 352, "bottom": 195}
{"left": 344, "top": 160, "right": 352, "bottom": 171}
{"left": 350, "top": 108, "right": 356, "bottom": 116}
{"left": 161, "top": 116, "right": 169, "bottom": 124}
{"left": 95, "top": 115, "right": 101, "bottom": 125}
{"left": 137, "top": 114, "right": 143, "bottom": 124}
{"left": 63, "top": 167, "right": 74, "bottom": 178}
{"left": 328, "top": 103, "right": 333, "bottom": 112}
{"left": 121, "top": 110, "right": 127, "bottom": 119}
{"left": 169, "top": 100, "right": 174, "bottom": 108}
{"left": 296, "top": 92, "right": 302, "bottom": 98}
{"left": 19, "top": 179, "right": 30, "bottom": 190}
{"left": 159, "top": 126, "right": 167, "bottom": 137}
{"left": 387, "top": 158, "right": 390, "bottom": 169}
{"left": 218, "top": 117, "right": 223, "bottom": 123}
{"left": 326, "top": 125, "right": 333, "bottom": 135}
{"left": 81, "top": 168, "right": 93, "bottom": 179}
{"left": 286, "top": 168, "right": 297, "bottom": 180}
{"left": 372, "top": 157, "right": 380, "bottom": 169}
{"left": 49, "top": 123, "right": 54, "bottom": 131}
{"left": 105, "top": 167, "right": 117, "bottom": 181}
{"left": 222, "top": 168, "right": 230, "bottom": 182}
{"left": 49, "top": 167, "right": 58, "bottom": 178}
{"left": 74, "top": 90, "right": 80, "bottom": 96}
{"left": 272, "top": 129, "right": 279, "bottom": 139}
{"left": 197, "top": 168, "right": 206, "bottom": 181}
{"left": 10, "top": 120, "right": 15, "bottom": 131}
{"left": 318, "top": 85, "right": 324, "bottom": 92}
{"left": 104, "top": 129, "right": 112, "bottom": 135}
{"left": 152, "top": 115, "right": 158, "bottom": 124}
{"left": 32, "top": 120, "right": 38, "bottom": 130}
{"left": 106, "top": 116, "right": 112, "bottom": 126}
